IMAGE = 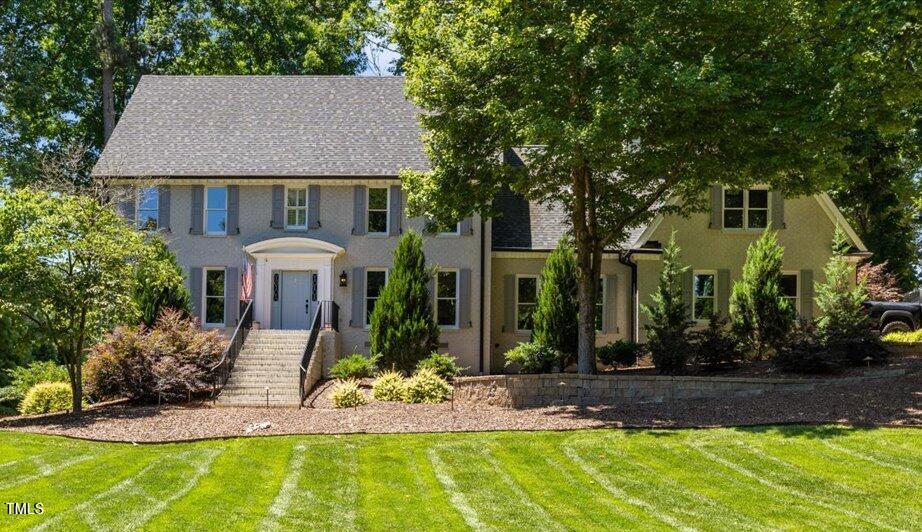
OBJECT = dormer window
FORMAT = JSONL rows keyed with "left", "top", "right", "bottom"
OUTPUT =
{"left": 724, "top": 188, "right": 768, "bottom": 230}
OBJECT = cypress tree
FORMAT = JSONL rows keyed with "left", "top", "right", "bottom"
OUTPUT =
{"left": 134, "top": 235, "right": 192, "bottom": 327}
{"left": 370, "top": 230, "right": 440, "bottom": 372}
{"left": 642, "top": 231, "right": 692, "bottom": 374}
{"left": 532, "top": 238, "right": 579, "bottom": 363}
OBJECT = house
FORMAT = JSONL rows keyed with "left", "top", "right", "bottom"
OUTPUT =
{"left": 94, "top": 75, "right": 869, "bottom": 379}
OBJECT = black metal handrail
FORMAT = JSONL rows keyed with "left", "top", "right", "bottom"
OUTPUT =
{"left": 211, "top": 299, "right": 254, "bottom": 398}
{"left": 298, "top": 300, "right": 341, "bottom": 405}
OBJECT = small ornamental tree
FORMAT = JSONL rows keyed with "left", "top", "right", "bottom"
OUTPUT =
{"left": 642, "top": 232, "right": 692, "bottom": 374}
{"left": 532, "top": 238, "right": 579, "bottom": 363}
{"left": 858, "top": 261, "right": 903, "bottom": 302}
{"left": 730, "top": 226, "right": 794, "bottom": 358}
{"left": 134, "top": 235, "right": 193, "bottom": 327}
{"left": 369, "top": 230, "right": 440, "bottom": 372}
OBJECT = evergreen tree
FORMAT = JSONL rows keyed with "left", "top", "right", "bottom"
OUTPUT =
{"left": 134, "top": 235, "right": 192, "bottom": 327}
{"left": 730, "top": 226, "right": 794, "bottom": 358}
{"left": 642, "top": 231, "right": 692, "bottom": 374}
{"left": 370, "top": 231, "right": 440, "bottom": 372}
{"left": 532, "top": 238, "right": 579, "bottom": 363}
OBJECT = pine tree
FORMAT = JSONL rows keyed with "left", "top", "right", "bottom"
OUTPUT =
{"left": 134, "top": 235, "right": 192, "bottom": 327}
{"left": 532, "top": 238, "right": 579, "bottom": 363}
{"left": 730, "top": 225, "right": 794, "bottom": 358}
{"left": 642, "top": 231, "right": 692, "bottom": 374}
{"left": 370, "top": 230, "right": 440, "bottom": 372}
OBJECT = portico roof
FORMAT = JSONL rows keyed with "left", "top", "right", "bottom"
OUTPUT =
{"left": 243, "top": 236, "right": 345, "bottom": 257}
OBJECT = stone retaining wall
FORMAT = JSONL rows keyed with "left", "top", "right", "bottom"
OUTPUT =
{"left": 454, "top": 369, "right": 907, "bottom": 408}
{"left": 885, "top": 342, "right": 922, "bottom": 358}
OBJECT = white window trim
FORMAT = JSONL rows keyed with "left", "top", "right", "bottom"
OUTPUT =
{"left": 204, "top": 186, "right": 228, "bottom": 236}
{"left": 692, "top": 270, "right": 717, "bottom": 323}
{"left": 781, "top": 271, "right": 800, "bottom": 314}
{"left": 437, "top": 221, "right": 462, "bottom": 237}
{"left": 135, "top": 186, "right": 159, "bottom": 230}
{"left": 595, "top": 276, "right": 606, "bottom": 333}
{"left": 366, "top": 187, "right": 390, "bottom": 236}
{"left": 284, "top": 186, "right": 309, "bottom": 230}
{"left": 203, "top": 267, "right": 226, "bottom": 328}
{"left": 435, "top": 268, "right": 459, "bottom": 329}
{"left": 515, "top": 274, "right": 540, "bottom": 334}
{"left": 364, "top": 268, "right": 389, "bottom": 329}
{"left": 723, "top": 186, "right": 771, "bottom": 232}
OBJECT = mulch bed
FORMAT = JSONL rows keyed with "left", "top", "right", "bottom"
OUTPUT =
{"left": 1, "top": 360, "right": 918, "bottom": 442}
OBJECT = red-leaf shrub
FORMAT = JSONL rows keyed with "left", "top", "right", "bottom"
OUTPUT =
{"left": 858, "top": 261, "right": 903, "bottom": 302}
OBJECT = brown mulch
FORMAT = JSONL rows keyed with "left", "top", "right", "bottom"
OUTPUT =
{"left": 1, "top": 364, "right": 919, "bottom": 443}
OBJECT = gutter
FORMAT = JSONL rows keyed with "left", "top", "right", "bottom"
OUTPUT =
{"left": 618, "top": 251, "right": 639, "bottom": 342}
{"left": 479, "top": 217, "right": 486, "bottom": 374}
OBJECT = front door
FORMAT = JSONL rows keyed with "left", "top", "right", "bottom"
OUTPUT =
{"left": 275, "top": 271, "right": 314, "bottom": 329}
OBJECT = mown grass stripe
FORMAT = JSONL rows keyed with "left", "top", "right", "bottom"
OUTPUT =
{"left": 0, "top": 453, "right": 95, "bottom": 491}
{"left": 427, "top": 446, "right": 486, "bottom": 531}
{"left": 821, "top": 440, "right": 921, "bottom": 476}
{"left": 261, "top": 443, "right": 306, "bottom": 531}
{"left": 483, "top": 447, "right": 566, "bottom": 531}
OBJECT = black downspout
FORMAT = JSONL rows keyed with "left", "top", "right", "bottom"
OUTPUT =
{"left": 618, "top": 251, "right": 638, "bottom": 342}
{"left": 479, "top": 217, "right": 486, "bottom": 374}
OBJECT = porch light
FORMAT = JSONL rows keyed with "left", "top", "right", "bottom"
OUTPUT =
{"left": 339, "top": 270, "right": 348, "bottom": 287}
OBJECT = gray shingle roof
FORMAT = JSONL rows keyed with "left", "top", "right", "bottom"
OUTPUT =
{"left": 93, "top": 76, "right": 429, "bottom": 177}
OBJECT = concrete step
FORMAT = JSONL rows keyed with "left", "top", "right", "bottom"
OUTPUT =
{"left": 227, "top": 377, "right": 299, "bottom": 385}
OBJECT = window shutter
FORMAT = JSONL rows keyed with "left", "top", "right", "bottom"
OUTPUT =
{"left": 800, "top": 269, "right": 814, "bottom": 319}
{"left": 503, "top": 275, "right": 515, "bottom": 332}
{"left": 602, "top": 275, "right": 618, "bottom": 334}
{"left": 459, "top": 217, "right": 473, "bottom": 236}
{"left": 459, "top": 268, "right": 472, "bottom": 328}
{"left": 682, "top": 269, "right": 694, "bottom": 320}
{"left": 271, "top": 185, "right": 284, "bottom": 228}
{"left": 225, "top": 267, "right": 239, "bottom": 327}
{"left": 353, "top": 186, "right": 367, "bottom": 235}
{"left": 771, "top": 190, "right": 785, "bottom": 229}
{"left": 158, "top": 185, "right": 170, "bottom": 231}
{"left": 227, "top": 185, "right": 239, "bottom": 235}
{"left": 308, "top": 185, "right": 321, "bottom": 229}
{"left": 118, "top": 187, "right": 135, "bottom": 222}
{"left": 427, "top": 275, "right": 436, "bottom": 313}
{"left": 190, "top": 186, "right": 204, "bottom": 235}
{"left": 717, "top": 269, "right": 730, "bottom": 318}
{"left": 709, "top": 185, "right": 722, "bottom": 229}
{"left": 388, "top": 185, "right": 402, "bottom": 236}
{"left": 190, "top": 267, "right": 203, "bottom": 324}
{"left": 351, "top": 267, "right": 365, "bottom": 326}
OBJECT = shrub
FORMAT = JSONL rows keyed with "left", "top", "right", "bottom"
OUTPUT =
{"left": 504, "top": 341, "right": 560, "bottom": 374}
{"left": 532, "top": 238, "right": 579, "bottom": 362}
{"left": 370, "top": 231, "right": 440, "bottom": 372}
{"left": 642, "top": 231, "right": 692, "bottom": 374}
{"left": 19, "top": 382, "right": 73, "bottom": 415}
{"left": 598, "top": 340, "right": 642, "bottom": 368}
{"left": 83, "top": 309, "right": 225, "bottom": 403}
{"left": 774, "top": 319, "right": 836, "bottom": 373}
{"left": 372, "top": 370, "right": 406, "bottom": 402}
{"left": 882, "top": 330, "right": 922, "bottom": 343}
{"left": 329, "top": 354, "right": 379, "bottom": 380}
{"left": 415, "top": 352, "right": 465, "bottom": 380}
{"left": 331, "top": 379, "right": 368, "bottom": 408}
{"left": 134, "top": 235, "right": 193, "bottom": 327}
{"left": 402, "top": 368, "right": 451, "bottom": 404}
{"left": 858, "top": 261, "right": 903, "bottom": 302}
{"left": 690, "top": 315, "right": 740, "bottom": 371}
{"left": 5, "top": 361, "right": 69, "bottom": 402}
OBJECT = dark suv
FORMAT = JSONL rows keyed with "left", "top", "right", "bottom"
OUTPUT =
{"left": 863, "top": 299, "right": 921, "bottom": 334}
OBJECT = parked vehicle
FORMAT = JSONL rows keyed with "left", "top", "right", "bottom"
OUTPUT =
{"left": 863, "top": 300, "right": 921, "bottom": 333}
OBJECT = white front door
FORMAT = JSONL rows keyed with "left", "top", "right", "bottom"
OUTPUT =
{"left": 276, "top": 271, "right": 314, "bottom": 330}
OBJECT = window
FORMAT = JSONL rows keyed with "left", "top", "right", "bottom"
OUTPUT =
{"left": 286, "top": 188, "right": 307, "bottom": 229}
{"left": 438, "top": 221, "right": 461, "bottom": 236}
{"left": 780, "top": 273, "right": 799, "bottom": 313}
{"left": 367, "top": 188, "right": 389, "bottom": 234}
{"left": 137, "top": 187, "right": 159, "bottom": 230}
{"left": 724, "top": 188, "right": 768, "bottom": 230}
{"left": 365, "top": 269, "right": 388, "bottom": 326}
{"left": 595, "top": 278, "right": 604, "bottom": 331}
{"left": 436, "top": 270, "right": 458, "bottom": 327}
{"left": 515, "top": 276, "right": 539, "bottom": 332}
{"left": 205, "top": 187, "right": 227, "bottom": 235}
{"left": 204, "top": 268, "right": 226, "bottom": 326}
{"left": 693, "top": 271, "right": 716, "bottom": 321}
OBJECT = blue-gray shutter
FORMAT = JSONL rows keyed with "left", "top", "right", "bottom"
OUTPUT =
{"left": 771, "top": 190, "right": 785, "bottom": 229}
{"left": 225, "top": 267, "right": 239, "bottom": 326}
{"left": 351, "top": 267, "right": 365, "bottom": 326}
{"left": 190, "top": 267, "right": 203, "bottom": 324}
{"left": 459, "top": 268, "right": 472, "bottom": 328}
{"left": 353, "top": 186, "right": 367, "bottom": 235}
{"left": 308, "top": 185, "right": 321, "bottom": 229}
{"left": 602, "top": 275, "right": 618, "bottom": 334}
{"left": 427, "top": 275, "right": 436, "bottom": 317}
{"left": 709, "top": 185, "right": 722, "bottom": 229}
{"left": 504, "top": 274, "right": 515, "bottom": 332}
{"left": 800, "top": 269, "right": 814, "bottom": 319}
{"left": 459, "top": 216, "right": 473, "bottom": 236}
{"left": 158, "top": 185, "right": 170, "bottom": 231}
{"left": 717, "top": 269, "right": 730, "bottom": 318}
{"left": 271, "top": 185, "right": 284, "bottom": 228}
{"left": 190, "top": 186, "right": 204, "bottom": 235}
{"left": 388, "top": 185, "right": 401, "bottom": 236}
{"left": 682, "top": 269, "right": 694, "bottom": 320}
{"left": 227, "top": 185, "right": 239, "bottom": 235}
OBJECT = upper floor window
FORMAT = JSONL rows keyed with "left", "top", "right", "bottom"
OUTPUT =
{"left": 724, "top": 188, "right": 768, "bottom": 230}
{"left": 693, "top": 271, "right": 716, "bottom": 321}
{"left": 137, "top": 187, "right": 159, "bottom": 230}
{"left": 436, "top": 270, "right": 458, "bottom": 328}
{"left": 365, "top": 269, "right": 388, "bottom": 327}
{"left": 204, "top": 268, "right": 226, "bottom": 326}
{"left": 515, "top": 275, "right": 539, "bottom": 332}
{"left": 780, "top": 273, "right": 799, "bottom": 313}
{"left": 205, "top": 186, "right": 227, "bottom": 235}
{"left": 595, "top": 277, "right": 605, "bottom": 331}
{"left": 367, "top": 187, "right": 389, "bottom": 234}
{"left": 286, "top": 188, "right": 307, "bottom": 229}
{"left": 438, "top": 221, "right": 461, "bottom": 236}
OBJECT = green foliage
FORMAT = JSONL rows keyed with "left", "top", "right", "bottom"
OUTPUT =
{"left": 415, "top": 353, "right": 464, "bottom": 380}
{"left": 134, "top": 235, "right": 192, "bottom": 327}
{"left": 19, "top": 382, "right": 73, "bottom": 415}
{"left": 369, "top": 231, "right": 440, "bottom": 372}
{"left": 642, "top": 232, "right": 692, "bottom": 374}
{"left": 401, "top": 368, "right": 451, "bottom": 404}
{"left": 371, "top": 370, "right": 406, "bottom": 402}
{"left": 773, "top": 319, "right": 833, "bottom": 373}
{"left": 597, "top": 340, "right": 642, "bottom": 368}
{"left": 531, "top": 238, "right": 579, "bottom": 361}
{"left": 330, "top": 379, "right": 368, "bottom": 408}
{"left": 504, "top": 342, "right": 560, "bottom": 374}
{"left": 329, "top": 354, "right": 380, "bottom": 381}
{"left": 882, "top": 330, "right": 922, "bottom": 344}
{"left": 730, "top": 227, "right": 795, "bottom": 358}
{"left": 0, "top": 311, "right": 34, "bottom": 384}
{"left": 4, "top": 361, "right": 69, "bottom": 404}
{"left": 690, "top": 315, "right": 741, "bottom": 372}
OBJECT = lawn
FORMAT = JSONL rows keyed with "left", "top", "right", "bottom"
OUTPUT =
{"left": 0, "top": 426, "right": 918, "bottom": 531}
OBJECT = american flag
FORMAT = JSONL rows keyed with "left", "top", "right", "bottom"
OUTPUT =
{"left": 241, "top": 258, "right": 254, "bottom": 300}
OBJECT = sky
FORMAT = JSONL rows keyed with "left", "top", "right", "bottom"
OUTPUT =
{"left": 360, "top": 33, "right": 400, "bottom": 76}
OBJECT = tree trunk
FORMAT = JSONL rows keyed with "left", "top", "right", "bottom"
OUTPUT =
{"left": 101, "top": 0, "right": 116, "bottom": 143}
{"left": 66, "top": 362, "right": 83, "bottom": 413}
{"left": 571, "top": 162, "right": 602, "bottom": 374}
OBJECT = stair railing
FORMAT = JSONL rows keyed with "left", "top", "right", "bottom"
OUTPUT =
{"left": 299, "top": 300, "right": 340, "bottom": 405}
{"left": 211, "top": 299, "right": 254, "bottom": 399}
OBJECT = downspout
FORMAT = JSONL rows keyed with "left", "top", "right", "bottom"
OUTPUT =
{"left": 618, "top": 251, "right": 638, "bottom": 342}
{"left": 478, "top": 217, "right": 486, "bottom": 374}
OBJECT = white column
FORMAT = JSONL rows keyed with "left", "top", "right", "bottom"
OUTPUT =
{"left": 254, "top": 258, "right": 269, "bottom": 326}
{"left": 318, "top": 259, "right": 334, "bottom": 301}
